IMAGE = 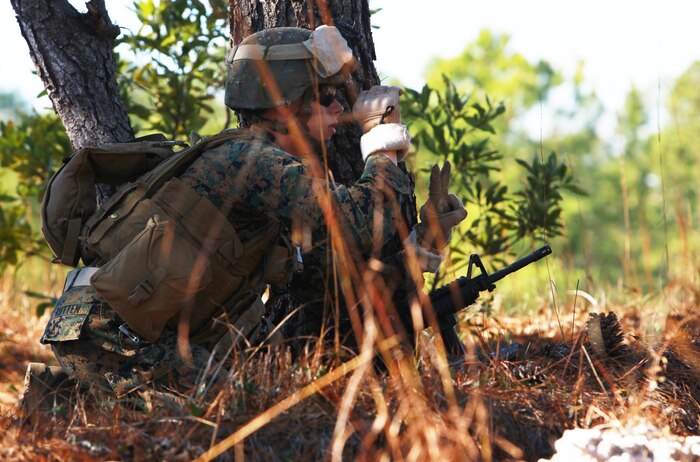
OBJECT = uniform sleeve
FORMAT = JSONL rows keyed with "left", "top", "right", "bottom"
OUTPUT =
{"left": 239, "top": 148, "right": 411, "bottom": 257}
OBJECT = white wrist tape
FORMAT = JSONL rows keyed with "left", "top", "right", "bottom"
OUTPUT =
{"left": 360, "top": 123, "right": 411, "bottom": 162}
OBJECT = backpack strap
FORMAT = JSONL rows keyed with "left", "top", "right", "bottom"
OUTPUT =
{"left": 60, "top": 217, "right": 83, "bottom": 267}
{"left": 81, "top": 130, "right": 253, "bottom": 261}
{"left": 141, "top": 128, "right": 252, "bottom": 195}
{"left": 84, "top": 182, "right": 149, "bottom": 247}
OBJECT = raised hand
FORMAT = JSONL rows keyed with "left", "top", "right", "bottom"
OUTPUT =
{"left": 353, "top": 86, "right": 410, "bottom": 163}
{"left": 417, "top": 161, "right": 468, "bottom": 252}
{"left": 352, "top": 85, "right": 403, "bottom": 134}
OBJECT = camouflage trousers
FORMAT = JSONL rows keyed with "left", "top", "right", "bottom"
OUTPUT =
{"left": 41, "top": 286, "right": 221, "bottom": 397}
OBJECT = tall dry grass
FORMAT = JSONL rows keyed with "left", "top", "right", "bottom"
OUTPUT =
{"left": 2, "top": 190, "right": 700, "bottom": 461}
{"left": 1, "top": 255, "right": 698, "bottom": 461}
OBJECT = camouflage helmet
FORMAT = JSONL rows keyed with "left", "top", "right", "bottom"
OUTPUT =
{"left": 225, "top": 26, "right": 355, "bottom": 111}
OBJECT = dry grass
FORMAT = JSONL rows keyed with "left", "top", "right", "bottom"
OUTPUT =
{"left": 1, "top": 267, "right": 699, "bottom": 461}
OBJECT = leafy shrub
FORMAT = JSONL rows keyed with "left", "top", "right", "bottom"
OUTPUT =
{"left": 401, "top": 76, "right": 584, "bottom": 272}
{"left": 0, "top": 113, "right": 71, "bottom": 270}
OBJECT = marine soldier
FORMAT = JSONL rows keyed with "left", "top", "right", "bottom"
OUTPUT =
{"left": 31, "top": 25, "right": 428, "bottom": 398}
{"left": 26, "top": 23, "right": 468, "bottom": 411}
{"left": 267, "top": 84, "right": 468, "bottom": 353}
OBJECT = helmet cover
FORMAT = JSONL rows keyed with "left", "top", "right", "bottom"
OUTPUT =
{"left": 225, "top": 26, "right": 354, "bottom": 111}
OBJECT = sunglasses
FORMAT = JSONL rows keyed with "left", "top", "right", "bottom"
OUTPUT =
{"left": 318, "top": 86, "right": 337, "bottom": 107}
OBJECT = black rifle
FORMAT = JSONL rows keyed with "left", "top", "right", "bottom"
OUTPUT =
{"left": 425, "top": 244, "right": 552, "bottom": 356}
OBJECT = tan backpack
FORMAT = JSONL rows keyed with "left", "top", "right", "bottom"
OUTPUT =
{"left": 41, "top": 129, "right": 285, "bottom": 342}
{"left": 41, "top": 133, "right": 177, "bottom": 267}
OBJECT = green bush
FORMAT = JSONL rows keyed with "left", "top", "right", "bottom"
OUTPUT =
{"left": 402, "top": 76, "right": 584, "bottom": 272}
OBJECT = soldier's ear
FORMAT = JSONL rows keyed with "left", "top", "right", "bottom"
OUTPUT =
{"left": 262, "top": 100, "right": 301, "bottom": 122}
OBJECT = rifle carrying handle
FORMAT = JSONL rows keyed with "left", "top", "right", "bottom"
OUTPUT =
{"left": 429, "top": 244, "right": 553, "bottom": 358}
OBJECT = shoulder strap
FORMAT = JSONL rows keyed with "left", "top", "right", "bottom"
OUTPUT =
{"left": 140, "top": 128, "right": 251, "bottom": 196}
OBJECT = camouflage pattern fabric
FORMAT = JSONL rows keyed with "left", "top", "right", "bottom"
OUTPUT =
{"left": 267, "top": 227, "right": 420, "bottom": 354}
{"left": 42, "top": 286, "right": 214, "bottom": 397}
{"left": 41, "top": 128, "right": 410, "bottom": 396}
{"left": 180, "top": 128, "right": 411, "bottom": 263}
{"left": 266, "top": 163, "right": 419, "bottom": 354}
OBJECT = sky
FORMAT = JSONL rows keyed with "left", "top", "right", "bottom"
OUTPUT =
{"left": 2, "top": 0, "right": 700, "bottom": 137}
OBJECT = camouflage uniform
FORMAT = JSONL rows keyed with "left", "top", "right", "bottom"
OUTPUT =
{"left": 269, "top": 165, "right": 418, "bottom": 352}
{"left": 43, "top": 286, "right": 211, "bottom": 396}
{"left": 41, "top": 129, "right": 410, "bottom": 396}
{"left": 181, "top": 129, "right": 409, "bottom": 253}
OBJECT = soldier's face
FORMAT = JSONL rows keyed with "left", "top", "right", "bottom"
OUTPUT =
{"left": 306, "top": 92, "right": 343, "bottom": 143}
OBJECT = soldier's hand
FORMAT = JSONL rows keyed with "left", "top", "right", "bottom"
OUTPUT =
{"left": 353, "top": 85, "right": 403, "bottom": 134}
{"left": 355, "top": 86, "right": 410, "bottom": 163}
{"left": 417, "top": 161, "right": 468, "bottom": 252}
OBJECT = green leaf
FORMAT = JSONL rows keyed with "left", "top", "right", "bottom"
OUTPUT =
{"left": 36, "top": 302, "right": 54, "bottom": 318}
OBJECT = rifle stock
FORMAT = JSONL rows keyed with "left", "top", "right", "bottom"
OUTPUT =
{"left": 425, "top": 244, "right": 552, "bottom": 356}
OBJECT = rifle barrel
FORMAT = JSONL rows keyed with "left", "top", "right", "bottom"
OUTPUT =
{"left": 487, "top": 244, "right": 552, "bottom": 285}
{"left": 427, "top": 244, "right": 552, "bottom": 317}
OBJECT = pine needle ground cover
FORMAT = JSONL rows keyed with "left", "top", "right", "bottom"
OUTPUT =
{"left": 1, "top": 279, "right": 699, "bottom": 462}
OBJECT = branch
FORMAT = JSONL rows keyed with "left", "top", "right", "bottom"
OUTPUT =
{"left": 11, "top": 0, "right": 133, "bottom": 148}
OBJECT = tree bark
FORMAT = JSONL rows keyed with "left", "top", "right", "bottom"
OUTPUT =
{"left": 11, "top": 0, "right": 133, "bottom": 149}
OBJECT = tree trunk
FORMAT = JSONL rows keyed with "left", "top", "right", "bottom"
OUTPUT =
{"left": 228, "top": 0, "right": 378, "bottom": 184}
{"left": 11, "top": 0, "right": 133, "bottom": 149}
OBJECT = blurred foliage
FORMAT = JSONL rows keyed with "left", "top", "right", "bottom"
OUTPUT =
{"left": 0, "top": 92, "right": 30, "bottom": 119}
{"left": 0, "top": 193, "right": 36, "bottom": 269}
{"left": 512, "top": 151, "right": 585, "bottom": 241}
{"left": 117, "top": 0, "right": 230, "bottom": 138}
{"left": 24, "top": 289, "right": 59, "bottom": 317}
{"left": 425, "top": 30, "right": 562, "bottom": 124}
{"left": 0, "top": 114, "right": 71, "bottom": 199}
{"left": 0, "top": 112, "right": 71, "bottom": 271}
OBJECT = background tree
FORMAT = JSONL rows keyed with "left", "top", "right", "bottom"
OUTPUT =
{"left": 10, "top": 0, "right": 132, "bottom": 148}
{"left": 11, "top": 0, "right": 134, "bottom": 203}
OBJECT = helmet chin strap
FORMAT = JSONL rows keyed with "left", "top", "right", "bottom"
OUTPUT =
{"left": 259, "top": 88, "right": 315, "bottom": 135}
{"left": 257, "top": 95, "right": 327, "bottom": 161}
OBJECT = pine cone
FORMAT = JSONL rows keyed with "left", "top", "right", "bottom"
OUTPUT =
{"left": 542, "top": 342, "right": 572, "bottom": 360}
{"left": 586, "top": 312, "right": 629, "bottom": 358}
{"left": 511, "top": 361, "right": 546, "bottom": 386}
